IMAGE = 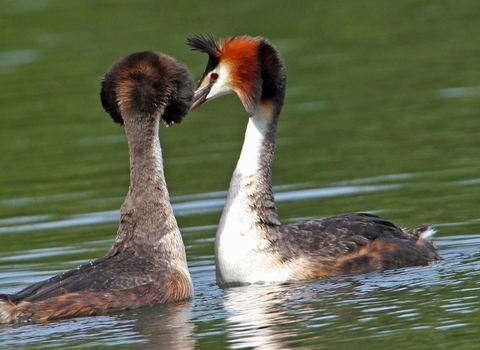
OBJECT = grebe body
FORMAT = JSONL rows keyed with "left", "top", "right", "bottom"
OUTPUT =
{"left": 0, "top": 51, "right": 194, "bottom": 323}
{"left": 187, "top": 35, "right": 440, "bottom": 285}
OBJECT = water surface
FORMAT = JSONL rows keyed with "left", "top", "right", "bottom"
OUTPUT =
{"left": 1, "top": 0, "right": 480, "bottom": 349}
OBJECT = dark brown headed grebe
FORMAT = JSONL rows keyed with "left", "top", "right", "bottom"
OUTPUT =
{"left": 186, "top": 34, "right": 441, "bottom": 285}
{"left": 0, "top": 51, "right": 194, "bottom": 323}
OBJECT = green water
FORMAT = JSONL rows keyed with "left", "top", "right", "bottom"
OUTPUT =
{"left": 1, "top": 0, "right": 480, "bottom": 349}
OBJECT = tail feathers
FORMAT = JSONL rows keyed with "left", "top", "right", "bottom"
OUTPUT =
{"left": 0, "top": 296, "right": 17, "bottom": 324}
{"left": 408, "top": 225, "right": 441, "bottom": 260}
{"left": 408, "top": 225, "right": 436, "bottom": 243}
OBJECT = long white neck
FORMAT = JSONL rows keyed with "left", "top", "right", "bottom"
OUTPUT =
{"left": 215, "top": 101, "right": 284, "bottom": 284}
{"left": 235, "top": 110, "right": 271, "bottom": 176}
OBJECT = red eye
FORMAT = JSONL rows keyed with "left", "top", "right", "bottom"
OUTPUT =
{"left": 210, "top": 72, "right": 219, "bottom": 81}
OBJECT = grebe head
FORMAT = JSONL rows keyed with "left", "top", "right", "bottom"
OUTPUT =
{"left": 187, "top": 34, "right": 286, "bottom": 117}
{"left": 100, "top": 51, "right": 194, "bottom": 126}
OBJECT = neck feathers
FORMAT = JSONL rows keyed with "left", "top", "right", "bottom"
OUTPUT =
{"left": 223, "top": 101, "right": 281, "bottom": 230}
{"left": 109, "top": 115, "right": 180, "bottom": 257}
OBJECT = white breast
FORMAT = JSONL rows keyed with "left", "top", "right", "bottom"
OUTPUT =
{"left": 215, "top": 108, "right": 293, "bottom": 284}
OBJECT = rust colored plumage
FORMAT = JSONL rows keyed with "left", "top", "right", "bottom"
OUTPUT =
{"left": 221, "top": 37, "right": 261, "bottom": 107}
{"left": 332, "top": 238, "right": 432, "bottom": 275}
{"left": 187, "top": 35, "right": 264, "bottom": 115}
{"left": 2, "top": 266, "right": 193, "bottom": 323}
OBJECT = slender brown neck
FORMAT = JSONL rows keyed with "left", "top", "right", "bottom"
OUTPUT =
{"left": 108, "top": 114, "right": 180, "bottom": 257}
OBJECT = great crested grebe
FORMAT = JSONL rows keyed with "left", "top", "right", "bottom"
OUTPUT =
{"left": 0, "top": 51, "right": 194, "bottom": 323}
{"left": 187, "top": 34, "right": 441, "bottom": 285}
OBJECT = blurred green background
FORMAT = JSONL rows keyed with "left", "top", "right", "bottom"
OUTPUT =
{"left": 1, "top": 1, "right": 480, "bottom": 348}
{"left": 1, "top": 0, "right": 479, "bottom": 238}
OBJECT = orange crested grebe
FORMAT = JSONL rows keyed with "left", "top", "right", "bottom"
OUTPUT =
{"left": 186, "top": 34, "right": 440, "bottom": 285}
{"left": 0, "top": 51, "right": 194, "bottom": 323}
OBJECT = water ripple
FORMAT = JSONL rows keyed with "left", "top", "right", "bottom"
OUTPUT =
{"left": 0, "top": 184, "right": 399, "bottom": 234}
